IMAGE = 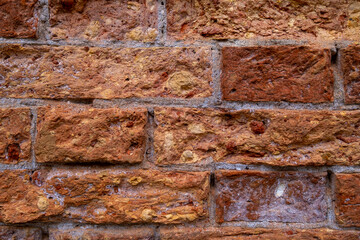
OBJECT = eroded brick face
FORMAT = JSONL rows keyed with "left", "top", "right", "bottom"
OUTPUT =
{"left": 154, "top": 107, "right": 360, "bottom": 166}
{"left": 0, "top": 45, "right": 212, "bottom": 99}
{"left": 341, "top": 44, "right": 360, "bottom": 104}
{"left": 0, "top": 226, "right": 42, "bottom": 240}
{"left": 0, "top": 108, "right": 31, "bottom": 164}
{"left": 160, "top": 227, "right": 360, "bottom": 240}
{"left": 0, "top": 169, "right": 209, "bottom": 224}
{"left": 36, "top": 106, "right": 147, "bottom": 164}
{"left": 335, "top": 173, "right": 360, "bottom": 227}
{"left": 167, "top": 0, "right": 360, "bottom": 40}
{"left": 0, "top": 0, "right": 39, "bottom": 38}
{"left": 49, "top": 227, "right": 154, "bottom": 240}
{"left": 215, "top": 171, "right": 327, "bottom": 223}
{"left": 221, "top": 46, "right": 334, "bottom": 103}
{"left": 49, "top": 0, "right": 158, "bottom": 42}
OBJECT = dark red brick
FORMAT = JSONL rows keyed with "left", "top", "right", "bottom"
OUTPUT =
{"left": 341, "top": 44, "right": 360, "bottom": 104}
{"left": 221, "top": 46, "right": 334, "bottom": 103}
{"left": 0, "top": 0, "right": 39, "bottom": 38}
{"left": 335, "top": 173, "right": 360, "bottom": 227}
{"left": 216, "top": 170, "right": 327, "bottom": 223}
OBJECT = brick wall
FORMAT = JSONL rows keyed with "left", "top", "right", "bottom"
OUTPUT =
{"left": 0, "top": 0, "right": 360, "bottom": 239}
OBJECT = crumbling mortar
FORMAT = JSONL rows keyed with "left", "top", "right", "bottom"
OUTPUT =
{"left": 156, "top": 0, "right": 167, "bottom": 45}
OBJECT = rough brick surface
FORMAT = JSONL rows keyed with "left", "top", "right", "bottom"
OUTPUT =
{"left": 0, "top": 108, "right": 31, "bottom": 164}
{"left": 167, "top": 0, "right": 360, "bottom": 40}
{"left": 215, "top": 171, "right": 327, "bottom": 223}
{"left": 341, "top": 44, "right": 360, "bottom": 104}
{"left": 155, "top": 107, "right": 360, "bottom": 166}
{"left": 221, "top": 46, "right": 334, "bottom": 103}
{"left": 335, "top": 173, "right": 360, "bottom": 227}
{"left": 160, "top": 227, "right": 360, "bottom": 240}
{"left": 0, "top": 169, "right": 209, "bottom": 224}
{"left": 0, "top": 0, "right": 39, "bottom": 38}
{"left": 36, "top": 106, "right": 147, "bottom": 164}
{"left": 0, "top": 226, "right": 42, "bottom": 240}
{"left": 49, "top": 227, "right": 154, "bottom": 240}
{"left": 49, "top": 0, "right": 157, "bottom": 42}
{"left": 0, "top": 44, "right": 212, "bottom": 99}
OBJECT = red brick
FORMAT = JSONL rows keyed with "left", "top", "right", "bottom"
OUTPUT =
{"left": 160, "top": 227, "right": 360, "bottom": 240}
{"left": 221, "top": 46, "right": 334, "bottom": 103}
{"left": 0, "top": 108, "right": 31, "bottom": 164}
{"left": 0, "top": 226, "right": 41, "bottom": 240}
{"left": 215, "top": 170, "right": 327, "bottom": 223}
{"left": 49, "top": 0, "right": 157, "bottom": 42}
{"left": 0, "top": 169, "right": 209, "bottom": 224}
{"left": 0, "top": 0, "right": 39, "bottom": 38}
{"left": 36, "top": 106, "right": 147, "bottom": 164}
{"left": 341, "top": 44, "right": 360, "bottom": 104}
{"left": 154, "top": 107, "right": 360, "bottom": 166}
{"left": 0, "top": 44, "right": 212, "bottom": 99}
{"left": 167, "top": 0, "right": 359, "bottom": 40}
{"left": 49, "top": 227, "right": 154, "bottom": 240}
{"left": 335, "top": 173, "right": 360, "bottom": 227}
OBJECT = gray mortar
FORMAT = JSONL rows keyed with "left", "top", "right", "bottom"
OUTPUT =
{"left": 0, "top": 0, "right": 360, "bottom": 237}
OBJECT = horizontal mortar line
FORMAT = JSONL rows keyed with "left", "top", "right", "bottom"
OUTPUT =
{"left": 1, "top": 221, "right": 359, "bottom": 232}
{"left": 216, "top": 221, "right": 360, "bottom": 231}
{"left": 1, "top": 97, "right": 359, "bottom": 111}
{"left": 0, "top": 38, "right": 357, "bottom": 49}
{"left": 157, "top": 163, "right": 360, "bottom": 173}
{"left": 2, "top": 161, "right": 360, "bottom": 173}
{"left": 216, "top": 221, "right": 329, "bottom": 229}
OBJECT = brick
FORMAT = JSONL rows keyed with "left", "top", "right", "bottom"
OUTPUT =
{"left": 0, "top": 108, "right": 31, "bottom": 164}
{"left": 215, "top": 170, "right": 327, "bottom": 223}
{"left": 335, "top": 173, "right": 360, "bottom": 227}
{"left": 160, "top": 227, "right": 360, "bottom": 240}
{"left": 0, "top": 169, "right": 209, "bottom": 224}
{"left": 154, "top": 107, "right": 360, "bottom": 166}
{"left": 167, "top": 0, "right": 360, "bottom": 40}
{"left": 0, "top": 226, "right": 42, "bottom": 240}
{"left": 49, "top": 227, "right": 154, "bottom": 240}
{"left": 221, "top": 46, "right": 334, "bottom": 103}
{"left": 36, "top": 106, "right": 147, "bottom": 164}
{"left": 49, "top": 0, "right": 157, "bottom": 42}
{"left": 341, "top": 44, "right": 360, "bottom": 104}
{"left": 0, "top": 44, "right": 212, "bottom": 99}
{"left": 0, "top": 0, "right": 39, "bottom": 38}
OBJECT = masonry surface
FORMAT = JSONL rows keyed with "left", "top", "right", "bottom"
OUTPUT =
{"left": 0, "top": 0, "right": 360, "bottom": 239}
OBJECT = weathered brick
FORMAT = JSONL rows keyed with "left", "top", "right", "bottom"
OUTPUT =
{"left": 49, "top": 227, "right": 154, "bottom": 240}
{"left": 0, "top": 44, "right": 212, "bottom": 99}
{"left": 36, "top": 106, "right": 147, "bottom": 164}
{"left": 215, "top": 170, "right": 327, "bottom": 223}
{"left": 335, "top": 173, "right": 360, "bottom": 227}
{"left": 167, "top": 0, "right": 360, "bottom": 40}
{"left": 160, "top": 227, "right": 360, "bottom": 240}
{"left": 0, "top": 108, "right": 31, "bottom": 164}
{"left": 0, "top": 0, "right": 39, "bottom": 38}
{"left": 341, "top": 44, "right": 360, "bottom": 104}
{"left": 154, "top": 107, "right": 360, "bottom": 166}
{"left": 0, "top": 226, "right": 42, "bottom": 240}
{"left": 221, "top": 46, "right": 334, "bottom": 103}
{"left": 0, "top": 169, "right": 209, "bottom": 224}
{"left": 49, "top": 0, "right": 157, "bottom": 42}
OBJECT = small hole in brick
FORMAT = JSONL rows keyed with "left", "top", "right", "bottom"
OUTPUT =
{"left": 210, "top": 173, "right": 215, "bottom": 187}
{"left": 7, "top": 143, "right": 20, "bottom": 161}
{"left": 161, "top": 1, "right": 164, "bottom": 5}
{"left": 4, "top": 55, "right": 10, "bottom": 60}
{"left": 331, "top": 48, "right": 338, "bottom": 64}
{"left": 230, "top": 88, "right": 236, "bottom": 93}
{"left": 125, "top": 78, "right": 130, "bottom": 81}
